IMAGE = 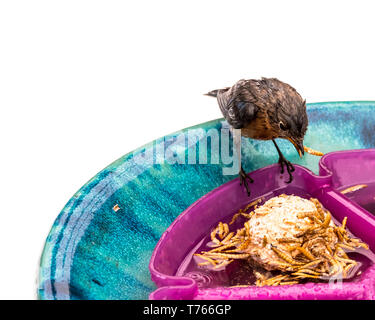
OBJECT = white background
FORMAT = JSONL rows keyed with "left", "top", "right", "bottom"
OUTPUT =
{"left": 0, "top": 1, "right": 374, "bottom": 299}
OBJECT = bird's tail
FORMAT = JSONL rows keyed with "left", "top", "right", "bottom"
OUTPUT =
{"left": 204, "top": 89, "right": 219, "bottom": 97}
{"left": 204, "top": 87, "right": 229, "bottom": 97}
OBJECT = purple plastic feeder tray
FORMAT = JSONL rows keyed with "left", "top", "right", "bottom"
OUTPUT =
{"left": 320, "top": 149, "right": 375, "bottom": 221}
{"left": 149, "top": 150, "right": 375, "bottom": 300}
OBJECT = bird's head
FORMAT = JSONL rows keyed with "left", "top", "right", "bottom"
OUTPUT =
{"left": 270, "top": 98, "right": 308, "bottom": 158}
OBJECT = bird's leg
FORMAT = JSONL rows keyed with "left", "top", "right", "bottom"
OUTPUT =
{"left": 272, "top": 139, "right": 295, "bottom": 183}
{"left": 233, "top": 128, "right": 253, "bottom": 196}
{"left": 239, "top": 165, "right": 254, "bottom": 196}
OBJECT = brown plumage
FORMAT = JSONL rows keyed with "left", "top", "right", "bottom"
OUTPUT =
{"left": 206, "top": 77, "right": 308, "bottom": 196}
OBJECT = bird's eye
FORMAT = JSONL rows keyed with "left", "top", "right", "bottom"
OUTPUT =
{"left": 279, "top": 121, "right": 287, "bottom": 131}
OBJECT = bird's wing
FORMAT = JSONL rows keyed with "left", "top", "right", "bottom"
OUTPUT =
{"left": 217, "top": 80, "right": 258, "bottom": 129}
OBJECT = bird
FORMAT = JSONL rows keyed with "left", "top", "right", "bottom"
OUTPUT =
{"left": 205, "top": 77, "right": 308, "bottom": 196}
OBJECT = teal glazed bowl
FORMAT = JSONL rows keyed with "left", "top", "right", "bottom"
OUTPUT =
{"left": 38, "top": 101, "right": 375, "bottom": 300}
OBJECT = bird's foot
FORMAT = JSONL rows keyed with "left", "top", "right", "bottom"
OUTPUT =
{"left": 239, "top": 166, "right": 254, "bottom": 196}
{"left": 278, "top": 155, "right": 295, "bottom": 183}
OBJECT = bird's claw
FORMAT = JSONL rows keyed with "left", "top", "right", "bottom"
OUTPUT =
{"left": 239, "top": 167, "right": 253, "bottom": 196}
{"left": 278, "top": 156, "right": 295, "bottom": 183}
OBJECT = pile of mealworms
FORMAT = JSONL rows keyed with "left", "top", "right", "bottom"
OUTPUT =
{"left": 194, "top": 196, "right": 369, "bottom": 287}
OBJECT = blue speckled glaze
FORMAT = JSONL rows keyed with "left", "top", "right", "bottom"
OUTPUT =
{"left": 38, "top": 101, "right": 375, "bottom": 300}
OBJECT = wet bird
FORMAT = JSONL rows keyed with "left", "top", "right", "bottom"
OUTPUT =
{"left": 206, "top": 77, "right": 308, "bottom": 196}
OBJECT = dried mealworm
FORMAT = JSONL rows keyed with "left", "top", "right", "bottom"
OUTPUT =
{"left": 299, "top": 259, "right": 322, "bottom": 269}
{"left": 297, "top": 211, "right": 321, "bottom": 223}
{"left": 335, "top": 228, "right": 345, "bottom": 242}
{"left": 244, "top": 198, "right": 262, "bottom": 212}
{"left": 293, "top": 273, "right": 321, "bottom": 279}
{"left": 296, "top": 269, "right": 321, "bottom": 276}
{"left": 223, "top": 223, "right": 229, "bottom": 236}
{"left": 296, "top": 226, "right": 319, "bottom": 238}
{"left": 244, "top": 221, "right": 250, "bottom": 237}
{"left": 241, "top": 212, "right": 252, "bottom": 219}
{"left": 357, "top": 242, "right": 369, "bottom": 250}
{"left": 210, "top": 227, "right": 220, "bottom": 244}
{"left": 271, "top": 245, "right": 304, "bottom": 265}
{"left": 294, "top": 246, "right": 315, "bottom": 261}
{"left": 335, "top": 257, "right": 357, "bottom": 264}
{"left": 236, "top": 238, "right": 252, "bottom": 251}
{"left": 194, "top": 254, "right": 217, "bottom": 265}
{"left": 221, "top": 232, "right": 234, "bottom": 244}
{"left": 255, "top": 280, "right": 263, "bottom": 286}
{"left": 341, "top": 217, "right": 347, "bottom": 230}
{"left": 278, "top": 237, "right": 303, "bottom": 244}
{"left": 337, "top": 243, "right": 356, "bottom": 251}
{"left": 341, "top": 184, "right": 367, "bottom": 195}
{"left": 218, "top": 222, "right": 225, "bottom": 239}
{"left": 335, "top": 247, "right": 349, "bottom": 259}
{"left": 347, "top": 239, "right": 369, "bottom": 249}
{"left": 265, "top": 275, "right": 288, "bottom": 286}
{"left": 229, "top": 212, "right": 242, "bottom": 225}
{"left": 205, "top": 252, "right": 250, "bottom": 259}
{"left": 197, "top": 261, "right": 212, "bottom": 266}
{"left": 273, "top": 261, "right": 295, "bottom": 269}
{"left": 321, "top": 211, "right": 331, "bottom": 228}
{"left": 325, "top": 244, "right": 334, "bottom": 256}
{"left": 337, "top": 226, "right": 347, "bottom": 236}
{"left": 304, "top": 146, "right": 324, "bottom": 156}
{"left": 208, "top": 243, "right": 236, "bottom": 253}
{"left": 310, "top": 199, "right": 325, "bottom": 222}
{"left": 322, "top": 253, "right": 340, "bottom": 275}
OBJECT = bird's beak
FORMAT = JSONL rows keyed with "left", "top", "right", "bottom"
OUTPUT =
{"left": 287, "top": 137, "right": 304, "bottom": 158}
